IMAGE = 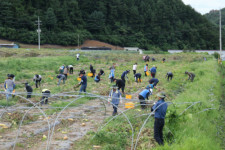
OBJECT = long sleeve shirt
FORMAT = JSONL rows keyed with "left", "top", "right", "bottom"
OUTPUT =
{"left": 139, "top": 89, "right": 150, "bottom": 100}
{"left": 109, "top": 90, "right": 122, "bottom": 105}
{"left": 150, "top": 67, "right": 157, "bottom": 73}
{"left": 152, "top": 99, "right": 168, "bottom": 119}
{"left": 4, "top": 79, "right": 15, "bottom": 89}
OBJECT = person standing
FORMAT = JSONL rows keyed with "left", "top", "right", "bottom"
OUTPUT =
{"left": 4, "top": 76, "right": 15, "bottom": 100}
{"left": 138, "top": 88, "right": 151, "bottom": 109}
{"left": 144, "top": 64, "right": 148, "bottom": 77}
{"left": 108, "top": 85, "right": 122, "bottom": 116}
{"left": 79, "top": 71, "right": 87, "bottom": 93}
{"left": 121, "top": 70, "right": 130, "bottom": 83}
{"left": 33, "top": 74, "right": 42, "bottom": 88}
{"left": 166, "top": 72, "right": 173, "bottom": 81}
{"left": 113, "top": 78, "right": 125, "bottom": 94}
{"left": 109, "top": 67, "right": 115, "bottom": 83}
{"left": 133, "top": 63, "right": 137, "bottom": 75}
{"left": 152, "top": 92, "right": 168, "bottom": 145}
{"left": 150, "top": 65, "right": 157, "bottom": 78}
{"left": 76, "top": 53, "right": 80, "bottom": 61}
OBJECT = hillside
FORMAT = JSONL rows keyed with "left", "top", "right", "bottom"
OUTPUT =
{"left": 0, "top": 0, "right": 222, "bottom": 50}
{"left": 204, "top": 8, "right": 225, "bottom": 27}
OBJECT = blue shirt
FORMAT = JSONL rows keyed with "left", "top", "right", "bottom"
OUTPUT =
{"left": 150, "top": 67, "right": 156, "bottom": 73}
{"left": 81, "top": 76, "right": 87, "bottom": 85}
{"left": 109, "top": 90, "right": 121, "bottom": 105}
{"left": 110, "top": 69, "right": 115, "bottom": 77}
{"left": 94, "top": 75, "right": 100, "bottom": 81}
{"left": 139, "top": 89, "right": 150, "bottom": 99}
{"left": 152, "top": 99, "right": 168, "bottom": 119}
{"left": 144, "top": 66, "right": 148, "bottom": 71}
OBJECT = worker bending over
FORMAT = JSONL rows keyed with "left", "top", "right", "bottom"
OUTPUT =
{"left": 185, "top": 71, "right": 195, "bottom": 82}
{"left": 121, "top": 70, "right": 130, "bottom": 83}
{"left": 41, "top": 89, "right": 51, "bottom": 105}
{"left": 113, "top": 78, "right": 125, "bottom": 94}
{"left": 166, "top": 72, "right": 173, "bottom": 81}
{"left": 134, "top": 73, "right": 142, "bottom": 83}
{"left": 33, "top": 74, "right": 42, "bottom": 88}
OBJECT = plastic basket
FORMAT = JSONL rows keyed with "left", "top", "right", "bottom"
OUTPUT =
{"left": 77, "top": 77, "right": 81, "bottom": 81}
{"left": 126, "top": 95, "right": 132, "bottom": 99}
{"left": 146, "top": 72, "right": 150, "bottom": 76}
{"left": 88, "top": 73, "right": 93, "bottom": 77}
{"left": 125, "top": 102, "right": 135, "bottom": 109}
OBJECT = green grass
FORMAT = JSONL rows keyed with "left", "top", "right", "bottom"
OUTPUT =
{"left": 0, "top": 49, "right": 223, "bottom": 149}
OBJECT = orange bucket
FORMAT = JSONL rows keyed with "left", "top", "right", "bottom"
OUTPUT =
{"left": 126, "top": 95, "right": 132, "bottom": 99}
{"left": 146, "top": 72, "right": 150, "bottom": 76}
{"left": 125, "top": 102, "right": 135, "bottom": 109}
{"left": 77, "top": 77, "right": 81, "bottom": 81}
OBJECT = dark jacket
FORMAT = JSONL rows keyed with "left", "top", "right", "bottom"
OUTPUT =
{"left": 25, "top": 84, "right": 33, "bottom": 93}
{"left": 116, "top": 79, "right": 125, "bottom": 87}
{"left": 149, "top": 78, "right": 159, "bottom": 86}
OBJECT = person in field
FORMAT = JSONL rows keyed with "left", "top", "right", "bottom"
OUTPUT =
{"left": 24, "top": 82, "right": 33, "bottom": 99}
{"left": 108, "top": 85, "right": 122, "bottom": 116}
{"left": 68, "top": 65, "right": 73, "bottom": 74}
{"left": 166, "top": 72, "right": 173, "bottom": 81}
{"left": 94, "top": 73, "right": 101, "bottom": 83}
{"left": 185, "top": 71, "right": 195, "bottom": 82}
{"left": 99, "top": 69, "right": 105, "bottom": 75}
{"left": 113, "top": 78, "right": 125, "bottom": 94}
{"left": 90, "top": 64, "right": 96, "bottom": 78}
{"left": 109, "top": 67, "right": 115, "bottom": 83}
{"left": 150, "top": 65, "right": 157, "bottom": 78}
{"left": 134, "top": 73, "right": 142, "bottom": 83}
{"left": 151, "top": 92, "right": 168, "bottom": 145}
{"left": 41, "top": 89, "right": 51, "bottom": 105}
{"left": 4, "top": 75, "right": 16, "bottom": 100}
{"left": 33, "top": 74, "right": 42, "bottom": 88}
{"left": 79, "top": 70, "right": 87, "bottom": 93}
{"left": 121, "top": 70, "right": 130, "bottom": 83}
{"left": 57, "top": 74, "right": 66, "bottom": 85}
{"left": 138, "top": 88, "right": 151, "bottom": 109}
{"left": 144, "top": 64, "right": 148, "bottom": 76}
{"left": 133, "top": 63, "right": 137, "bottom": 75}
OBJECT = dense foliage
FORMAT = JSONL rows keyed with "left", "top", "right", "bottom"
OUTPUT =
{"left": 204, "top": 8, "right": 225, "bottom": 27}
{"left": 0, "top": 0, "right": 222, "bottom": 50}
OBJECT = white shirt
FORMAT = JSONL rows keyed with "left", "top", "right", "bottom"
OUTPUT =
{"left": 76, "top": 54, "right": 80, "bottom": 58}
{"left": 133, "top": 64, "right": 137, "bottom": 70}
{"left": 68, "top": 65, "right": 73, "bottom": 68}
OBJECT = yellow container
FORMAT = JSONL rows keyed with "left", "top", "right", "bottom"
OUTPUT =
{"left": 88, "top": 73, "right": 93, "bottom": 77}
{"left": 125, "top": 102, "right": 135, "bottom": 109}
{"left": 146, "top": 72, "right": 150, "bottom": 76}
{"left": 126, "top": 95, "right": 132, "bottom": 99}
{"left": 77, "top": 77, "right": 81, "bottom": 81}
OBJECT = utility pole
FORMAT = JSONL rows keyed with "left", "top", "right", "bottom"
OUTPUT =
{"left": 36, "top": 16, "right": 42, "bottom": 50}
{"left": 77, "top": 34, "right": 80, "bottom": 49}
{"left": 219, "top": 10, "right": 222, "bottom": 60}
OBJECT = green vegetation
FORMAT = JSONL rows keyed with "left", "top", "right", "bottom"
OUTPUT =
{"left": 0, "top": 0, "right": 223, "bottom": 50}
{"left": 0, "top": 49, "right": 224, "bottom": 149}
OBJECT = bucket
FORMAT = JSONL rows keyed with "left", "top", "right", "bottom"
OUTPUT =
{"left": 125, "top": 102, "right": 135, "bottom": 109}
{"left": 146, "top": 72, "right": 150, "bottom": 76}
{"left": 126, "top": 95, "right": 132, "bottom": 99}
{"left": 88, "top": 73, "right": 93, "bottom": 77}
{"left": 77, "top": 77, "right": 81, "bottom": 81}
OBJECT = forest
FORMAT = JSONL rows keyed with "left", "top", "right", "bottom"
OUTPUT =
{"left": 0, "top": 0, "right": 224, "bottom": 50}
